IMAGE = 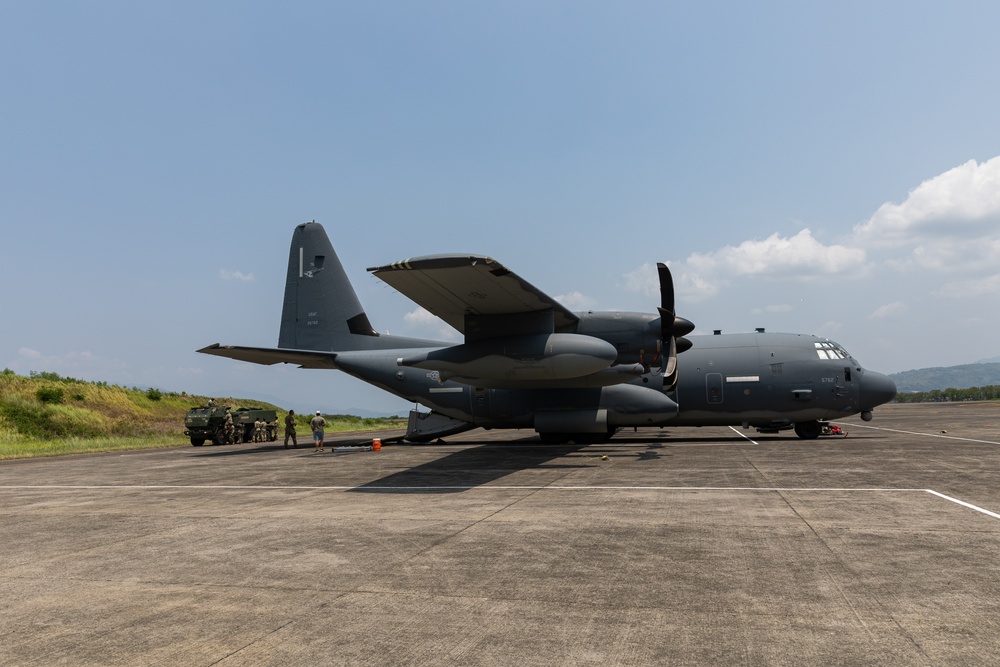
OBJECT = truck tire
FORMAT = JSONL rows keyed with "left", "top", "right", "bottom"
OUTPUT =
{"left": 190, "top": 437, "right": 205, "bottom": 446}
{"left": 213, "top": 429, "right": 227, "bottom": 445}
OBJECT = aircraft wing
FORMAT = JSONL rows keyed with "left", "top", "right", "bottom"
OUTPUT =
{"left": 197, "top": 344, "right": 338, "bottom": 369}
{"left": 368, "top": 254, "right": 579, "bottom": 335}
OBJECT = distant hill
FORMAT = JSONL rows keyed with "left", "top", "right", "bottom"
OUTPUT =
{"left": 889, "top": 362, "right": 1000, "bottom": 393}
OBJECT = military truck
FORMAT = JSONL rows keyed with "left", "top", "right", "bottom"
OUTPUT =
{"left": 184, "top": 406, "right": 279, "bottom": 446}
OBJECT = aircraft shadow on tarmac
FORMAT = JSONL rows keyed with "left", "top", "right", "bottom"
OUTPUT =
{"left": 350, "top": 441, "right": 595, "bottom": 494}
{"left": 186, "top": 429, "right": 782, "bottom": 491}
{"left": 349, "top": 435, "right": 689, "bottom": 493}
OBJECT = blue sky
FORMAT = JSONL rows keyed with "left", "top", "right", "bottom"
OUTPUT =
{"left": 3, "top": 2, "right": 1000, "bottom": 414}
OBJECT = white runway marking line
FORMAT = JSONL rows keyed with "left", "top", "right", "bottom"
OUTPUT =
{"left": 2, "top": 484, "right": 1000, "bottom": 520}
{"left": 835, "top": 422, "right": 1000, "bottom": 446}
{"left": 728, "top": 426, "right": 759, "bottom": 444}
{"left": 924, "top": 489, "right": 1000, "bottom": 520}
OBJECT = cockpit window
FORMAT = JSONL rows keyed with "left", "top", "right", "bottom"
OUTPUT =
{"left": 814, "top": 341, "right": 850, "bottom": 360}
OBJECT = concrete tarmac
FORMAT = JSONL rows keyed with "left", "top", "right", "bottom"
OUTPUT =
{"left": 2, "top": 402, "right": 1000, "bottom": 666}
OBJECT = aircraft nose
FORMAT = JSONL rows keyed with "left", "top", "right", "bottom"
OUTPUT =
{"left": 859, "top": 371, "right": 897, "bottom": 409}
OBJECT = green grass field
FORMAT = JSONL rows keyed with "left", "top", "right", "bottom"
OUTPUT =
{"left": 0, "top": 370, "right": 403, "bottom": 460}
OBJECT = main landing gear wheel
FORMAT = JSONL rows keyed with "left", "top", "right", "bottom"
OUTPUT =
{"left": 794, "top": 421, "right": 822, "bottom": 439}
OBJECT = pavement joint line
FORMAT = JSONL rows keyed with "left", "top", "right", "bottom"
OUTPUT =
{"left": 5, "top": 484, "right": 1000, "bottom": 518}
{"left": 833, "top": 422, "right": 1000, "bottom": 445}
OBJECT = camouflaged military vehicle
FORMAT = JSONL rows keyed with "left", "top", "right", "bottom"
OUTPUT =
{"left": 183, "top": 406, "right": 278, "bottom": 446}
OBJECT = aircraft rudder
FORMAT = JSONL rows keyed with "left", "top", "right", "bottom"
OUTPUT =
{"left": 278, "top": 221, "right": 378, "bottom": 351}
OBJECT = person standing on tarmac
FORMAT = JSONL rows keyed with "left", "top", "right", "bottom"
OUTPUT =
{"left": 310, "top": 411, "right": 326, "bottom": 453}
{"left": 284, "top": 410, "right": 298, "bottom": 448}
{"left": 223, "top": 407, "right": 234, "bottom": 445}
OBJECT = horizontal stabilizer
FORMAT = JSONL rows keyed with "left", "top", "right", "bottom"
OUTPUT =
{"left": 198, "top": 344, "right": 338, "bottom": 369}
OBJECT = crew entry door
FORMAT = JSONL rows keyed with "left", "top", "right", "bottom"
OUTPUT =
{"left": 706, "top": 373, "right": 724, "bottom": 404}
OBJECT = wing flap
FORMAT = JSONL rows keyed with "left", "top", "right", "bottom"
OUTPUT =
{"left": 368, "top": 255, "right": 578, "bottom": 335}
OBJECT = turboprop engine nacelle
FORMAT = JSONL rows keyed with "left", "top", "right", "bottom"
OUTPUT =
{"left": 398, "top": 333, "right": 618, "bottom": 383}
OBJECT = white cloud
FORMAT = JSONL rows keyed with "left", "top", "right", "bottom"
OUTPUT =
{"left": 220, "top": 268, "right": 255, "bottom": 282}
{"left": 686, "top": 229, "right": 865, "bottom": 278}
{"left": 855, "top": 156, "right": 1000, "bottom": 242}
{"left": 622, "top": 262, "right": 726, "bottom": 303}
{"left": 869, "top": 301, "right": 907, "bottom": 319}
{"left": 675, "top": 272, "right": 721, "bottom": 302}
{"left": 403, "top": 308, "right": 459, "bottom": 341}
{"left": 622, "top": 262, "right": 660, "bottom": 299}
{"left": 813, "top": 320, "right": 845, "bottom": 337}
{"left": 555, "top": 290, "right": 597, "bottom": 311}
{"left": 853, "top": 156, "right": 1000, "bottom": 273}
{"left": 751, "top": 304, "right": 793, "bottom": 315}
{"left": 932, "top": 273, "right": 1000, "bottom": 299}
{"left": 636, "top": 229, "right": 867, "bottom": 302}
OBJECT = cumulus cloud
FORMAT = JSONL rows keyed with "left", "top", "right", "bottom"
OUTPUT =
{"left": 622, "top": 262, "right": 660, "bottom": 299}
{"left": 403, "top": 308, "right": 459, "bottom": 341}
{"left": 853, "top": 156, "right": 1000, "bottom": 272}
{"left": 933, "top": 273, "right": 1000, "bottom": 299}
{"left": 632, "top": 230, "right": 867, "bottom": 302}
{"left": 685, "top": 229, "right": 865, "bottom": 278}
{"left": 869, "top": 301, "right": 907, "bottom": 319}
{"left": 555, "top": 290, "right": 597, "bottom": 311}
{"left": 624, "top": 155, "right": 1000, "bottom": 309}
{"left": 220, "top": 268, "right": 254, "bottom": 282}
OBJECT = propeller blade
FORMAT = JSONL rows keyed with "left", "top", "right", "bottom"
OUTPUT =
{"left": 663, "top": 336, "right": 677, "bottom": 377}
{"left": 657, "top": 263, "right": 675, "bottom": 325}
{"left": 656, "top": 261, "right": 691, "bottom": 389}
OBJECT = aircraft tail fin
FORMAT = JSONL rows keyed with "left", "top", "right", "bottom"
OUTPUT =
{"left": 278, "top": 221, "right": 379, "bottom": 351}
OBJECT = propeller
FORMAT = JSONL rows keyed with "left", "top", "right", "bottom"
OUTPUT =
{"left": 656, "top": 263, "right": 694, "bottom": 390}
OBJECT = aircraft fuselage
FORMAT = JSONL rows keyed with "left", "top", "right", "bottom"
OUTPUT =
{"left": 332, "top": 325, "right": 895, "bottom": 438}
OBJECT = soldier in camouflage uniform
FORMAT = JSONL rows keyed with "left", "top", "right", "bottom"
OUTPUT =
{"left": 252, "top": 418, "right": 261, "bottom": 443}
{"left": 284, "top": 410, "right": 298, "bottom": 448}
{"left": 223, "top": 407, "right": 235, "bottom": 445}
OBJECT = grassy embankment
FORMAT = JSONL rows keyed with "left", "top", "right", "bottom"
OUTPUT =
{"left": 0, "top": 370, "right": 404, "bottom": 460}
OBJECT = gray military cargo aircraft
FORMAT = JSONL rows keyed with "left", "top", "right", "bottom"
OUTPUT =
{"left": 199, "top": 221, "right": 897, "bottom": 443}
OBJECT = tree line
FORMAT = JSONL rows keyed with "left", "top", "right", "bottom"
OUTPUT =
{"left": 894, "top": 385, "right": 1000, "bottom": 403}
